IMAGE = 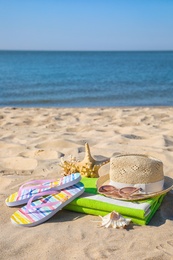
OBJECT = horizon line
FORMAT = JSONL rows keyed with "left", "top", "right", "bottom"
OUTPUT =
{"left": 0, "top": 49, "right": 173, "bottom": 52}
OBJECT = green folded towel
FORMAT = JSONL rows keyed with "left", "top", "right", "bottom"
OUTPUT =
{"left": 65, "top": 194, "right": 164, "bottom": 225}
{"left": 64, "top": 177, "right": 165, "bottom": 225}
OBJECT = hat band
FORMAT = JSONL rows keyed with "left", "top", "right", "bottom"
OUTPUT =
{"left": 109, "top": 179, "right": 164, "bottom": 194}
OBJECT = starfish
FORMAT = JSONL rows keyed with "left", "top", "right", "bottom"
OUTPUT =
{"left": 60, "top": 143, "right": 110, "bottom": 178}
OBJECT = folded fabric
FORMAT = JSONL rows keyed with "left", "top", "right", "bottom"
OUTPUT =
{"left": 65, "top": 194, "right": 164, "bottom": 225}
{"left": 64, "top": 177, "right": 165, "bottom": 225}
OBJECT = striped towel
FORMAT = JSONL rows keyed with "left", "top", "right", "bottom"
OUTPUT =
{"left": 64, "top": 177, "right": 165, "bottom": 225}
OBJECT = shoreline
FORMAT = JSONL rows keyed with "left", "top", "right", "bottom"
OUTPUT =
{"left": 1, "top": 105, "right": 173, "bottom": 109}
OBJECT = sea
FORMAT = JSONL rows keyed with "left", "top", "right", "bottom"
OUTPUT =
{"left": 0, "top": 51, "right": 173, "bottom": 107}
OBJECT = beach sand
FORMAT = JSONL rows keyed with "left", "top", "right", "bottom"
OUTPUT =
{"left": 1, "top": 107, "right": 173, "bottom": 260}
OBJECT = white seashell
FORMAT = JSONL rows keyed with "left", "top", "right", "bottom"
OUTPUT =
{"left": 99, "top": 211, "right": 131, "bottom": 229}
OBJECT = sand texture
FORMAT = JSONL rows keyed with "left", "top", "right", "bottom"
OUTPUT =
{"left": 1, "top": 107, "right": 173, "bottom": 260}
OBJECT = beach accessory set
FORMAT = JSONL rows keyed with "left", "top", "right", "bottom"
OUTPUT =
{"left": 5, "top": 173, "right": 84, "bottom": 227}
{"left": 5, "top": 150, "right": 173, "bottom": 228}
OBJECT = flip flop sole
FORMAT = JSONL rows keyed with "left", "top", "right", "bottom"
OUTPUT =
{"left": 6, "top": 173, "right": 81, "bottom": 207}
{"left": 10, "top": 182, "right": 84, "bottom": 227}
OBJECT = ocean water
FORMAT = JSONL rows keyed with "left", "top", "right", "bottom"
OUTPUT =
{"left": 0, "top": 51, "right": 173, "bottom": 107}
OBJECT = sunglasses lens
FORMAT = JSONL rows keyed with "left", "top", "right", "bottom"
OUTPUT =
{"left": 98, "top": 185, "right": 122, "bottom": 198}
{"left": 99, "top": 185, "right": 116, "bottom": 193}
{"left": 119, "top": 187, "right": 142, "bottom": 198}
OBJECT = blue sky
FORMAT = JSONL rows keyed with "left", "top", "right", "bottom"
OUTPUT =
{"left": 0, "top": 0, "right": 173, "bottom": 50}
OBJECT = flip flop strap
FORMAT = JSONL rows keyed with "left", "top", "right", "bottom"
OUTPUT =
{"left": 17, "top": 179, "right": 57, "bottom": 199}
{"left": 26, "top": 190, "right": 68, "bottom": 212}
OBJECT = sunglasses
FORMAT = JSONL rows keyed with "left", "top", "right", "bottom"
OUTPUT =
{"left": 98, "top": 185, "right": 144, "bottom": 199}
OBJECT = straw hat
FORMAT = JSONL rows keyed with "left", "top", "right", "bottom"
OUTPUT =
{"left": 97, "top": 154, "right": 173, "bottom": 201}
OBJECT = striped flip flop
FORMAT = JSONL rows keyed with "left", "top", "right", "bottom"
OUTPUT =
{"left": 10, "top": 182, "right": 84, "bottom": 227}
{"left": 6, "top": 173, "right": 81, "bottom": 207}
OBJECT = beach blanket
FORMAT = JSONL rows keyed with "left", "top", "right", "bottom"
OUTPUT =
{"left": 64, "top": 177, "right": 165, "bottom": 225}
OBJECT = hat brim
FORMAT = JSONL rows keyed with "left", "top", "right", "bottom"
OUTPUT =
{"left": 97, "top": 174, "right": 173, "bottom": 201}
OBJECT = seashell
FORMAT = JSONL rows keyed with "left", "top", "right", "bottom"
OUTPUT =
{"left": 99, "top": 211, "right": 131, "bottom": 228}
{"left": 59, "top": 143, "right": 110, "bottom": 178}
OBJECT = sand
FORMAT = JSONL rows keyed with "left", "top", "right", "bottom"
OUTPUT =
{"left": 1, "top": 106, "right": 173, "bottom": 260}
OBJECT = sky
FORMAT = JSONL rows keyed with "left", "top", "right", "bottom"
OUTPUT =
{"left": 0, "top": 0, "right": 173, "bottom": 51}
